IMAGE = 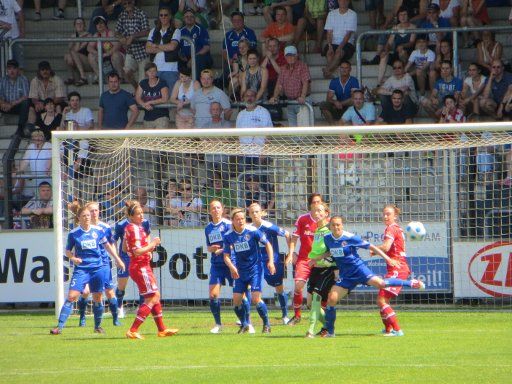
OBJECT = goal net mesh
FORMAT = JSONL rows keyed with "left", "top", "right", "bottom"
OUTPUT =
{"left": 54, "top": 125, "right": 512, "bottom": 310}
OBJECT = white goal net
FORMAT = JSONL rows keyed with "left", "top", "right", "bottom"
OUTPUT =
{"left": 51, "top": 123, "right": 512, "bottom": 313}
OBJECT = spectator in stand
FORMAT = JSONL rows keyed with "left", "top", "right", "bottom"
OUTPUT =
{"left": 204, "top": 102, "right": 232, "bottom": 176}
{"left": 191, "top": 69, "right": 232, "bottom": 128}
{"left": 175, "top": 0, "right": 209, "bottom": 28}
{"left": 170, "top": 66, "right": 201, "bottom": 128}
{"left": 391, "top": 0, "right": 428, "bottom": 26}
{"left": 476, "top": 31, "right": 503, "bottom": 77}
{"left": 87, "top": 16, "right": 124, "bottom": 84}
{"left": 179, "top": 8, "right": 213, "bottom": 78}
{"left": 28, "top": 61, "right": 66, "bottom": 126}
{"left": 460, "top": 63, "right": 487, "bottom": 116}
{"left": 480, "top": 59, "right": 512, "bottom": 119}
{"left": 115, "top": 0, "right": 150, "bottom": 89}
{"left": 163, "top": 178, "right": 180, "bottom": 226}
{"left": 135, "top": 62, "right": 170, "bottom": 128}
{"left": 430, "top": 39, "right": 458, "bottom": 88}
{"left": 421, "top": 60, "right": 463, "bottom": 119}
{"left": 134, "top": 186, "right": 157, "bottom": 225}
{"left": 322, "top": 0, "right": 357, "bottom": 79}
{"left": 228, "top": 38, "right": 250, "bottom": 99}
{"left": 146, "top": 7, "right": 181, "bottom": 94}
{"left": 13, "top": 129, "right": 52, "bottom": 199}
{"left": 460, "top": 0, "right": 490, "bottom": 47}
{"left": 319, "top": 60, "right": 359, "bottom": 126}
{"left": 431, "top": 0, "right": 461, "bottom": 27}
{"left": 64, "top": 17, "right": 92, "bottom": 87}
{"left": 376, "top": 7, "right": 416, "bottom": 86}
{"left": 222, "top": 11, "right": 257, "bottom": 62}
{"left": 269, "top": 45, "right": 311, "bottom": 127}
{"left": 203, "top": 172, "right": 237, "bottom": 210}
{"left": 31, "top": 0, "right": 67, "bottom": 20}
{"left": 419, "top": 3, "right": 451, "bottom": 53}
{"left": 376, "top": 59, "right": 418, "bottom": 113}
{"left": 98, "top": 71, "right": 139, "bottom": 129}
{"left": 208, "top": 0, "right": 235, "bottom": 29}
{"left": 0, "top": 59, "right": 29, "bottom": 137}
{"left": 404, "top": 36, "right": 435, "bottom": 96}
{"left": 377, "top": 89, "right": 415, "bottom": 124}
{"left": 169, "top": 179, "right": 203, "bottom": 227}
{"left": 261, "top": 37, "right": 287, "bottom": 98}
{"left": 88, "top": 0, "right": 124, "bottom": 34}
{"left": 240, "top": 50, "right": 269, "bottom": 102}
{"left": 35, "top": 98, "right": 61, "bottom": 141}
{"left": 204, "top": 101, "right": 232, "bottom": 128}
{"left": 439, "top": 94, "right": 466, "bottom": 123}
{"left": 498, "top": 85, "right": 512, "bottom": 120}
{"left": 341, "top": 89, "right": 376, "bottom": 125}
{"left": 292, "top": 0, "right": 327, "bottom": 53}
{"left": 243, "top": 175, "right": 275, "bottom": 212}
{"left": 21, "top": 181, "right": 53, "bottom": 229}
{"left": 260, "top": 6, "right": 294, "bottom": 53}
{"left": 0, "top": 0, "right": 24, "bottom": 67}
{"left": 264, "top": 0, "right": 304, "bottom": 25}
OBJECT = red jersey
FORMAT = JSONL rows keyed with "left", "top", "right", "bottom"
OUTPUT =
{"left": 125, "top": 223, "right": 151, "bottom": 269}
{"left": 384, "top": 223, "right": 409, "bottom": 274}
{"left": 293, "top": 213, "right": 317, "bottom": 261}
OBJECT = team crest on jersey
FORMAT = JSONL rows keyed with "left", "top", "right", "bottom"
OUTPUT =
{"left": 245, "top": 234, "right": 251, "bottom": 241}
{"left": 92, "top": 232, "right": 98, "bottom": 239}
{"left": 341, "top": 241, "right": 347, "bottom": 246}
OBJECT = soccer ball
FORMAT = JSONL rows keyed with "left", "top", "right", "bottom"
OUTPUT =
{"left": 405, "top": 221, "right": 426, "bottom": 241}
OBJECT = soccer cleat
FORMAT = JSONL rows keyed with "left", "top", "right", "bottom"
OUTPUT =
{"left": 262, "top": 325, "right": 271, "bottom": 334}
{"left": 126, "top": 330, "right": 144, "bottom": 339}
{"left": 50, "top": 327, "right": 62, "bottom": 335}
{"left": 118, "top": 307, "right": 125, "bottom": 319}
{"left": 94, "top": 327, "right": 106, "bottom": 334}
{"left": 282, "top": 316, "right": 290, "bottom": 325}
{"left": 383, "top": 329, "right": 405, "bottom": 337}
{"left": 305, "top": 331, "right": 315, "bottom": 339}
{"left": 316, "top": 328, "right": 328, "bottom": 337}
{"left": 287, "top": 316, "right": 301, "bottom": 326}
{"left": 158, "top": 328, "right": 179, "bottom": 337}
{"left": 79, "top": 316, "right": 86, "bottom": 327}
{"left": 321, "top": 332, "right": 335, "bottom": 338}
{"left": 210, "top": 325, "right": 222, "bottom": 334}
{"left": 411, "top": 279, "right": 425, "bottom": 290}
{"left": 235, "top": 319, "right": 242, "bottom": 326}
{"left": 237, "top": 325, "right": 250, "bottom": 334}
{"left": 247, "top": 324, "right": 256, "bottom": 334}
{"left": 113, "top": 319, "right": 121, "bottom": 326}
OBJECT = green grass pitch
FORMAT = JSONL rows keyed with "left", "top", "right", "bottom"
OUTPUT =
{"left": 1, "top": 310, "right": 510, "bottom": 383}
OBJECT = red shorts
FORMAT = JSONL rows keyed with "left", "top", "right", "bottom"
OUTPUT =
{"left": 294, "top": 258, "right": 312, "bottom": 282}
{"left": 129, "top": 265, "right": 158, "bottom": 297}
{"left": 378, "top": 268, "right": 410, "bottom": 298}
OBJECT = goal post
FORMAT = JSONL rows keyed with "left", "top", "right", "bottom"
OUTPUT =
{"left": 52, "top": 123, "right": 512, "bottom": 317}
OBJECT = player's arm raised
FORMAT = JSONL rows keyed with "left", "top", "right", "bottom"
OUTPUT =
{"left": 371, "top": 238, "right": 393, "bottom": 255}
{"left": 369, "top": 244, "right": 400, "bottom": 268}
{"left": 132, "top": 237, "right": 161, "bottom": 257}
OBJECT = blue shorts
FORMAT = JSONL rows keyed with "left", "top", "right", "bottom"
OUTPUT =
{"left": 117, "top": 255, "right": 130, "bottom": 278}
{"left": 263, "top": 261, "right": 285, "bottom": 287}
{"left": 335, "top": 264, "right": 375, "bottom": 291}
{"left": 69, "top": 267, "right": 105, "bottom": 294}
{"left": 234, "top": 266, "right": 263, "bottom": 294}
{"left": 209, "top": 264, "right": 234, "bottom": 286}
{"left": 102, "top": 264, "right": 115, "bottom": 290}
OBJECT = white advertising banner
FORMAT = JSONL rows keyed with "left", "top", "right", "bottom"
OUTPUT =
{"left": 453, "top": 241, "right": 512, "bottom": 298}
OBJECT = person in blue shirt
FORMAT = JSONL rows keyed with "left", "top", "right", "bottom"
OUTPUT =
{"left": 223, "top": 208, "right": 275, "bottom": 333}
{"left": 222, "top": 11, "right": 258, "bottom": 61}
{"left": 179, "top": 8, "right": 213, "bottom": 79}
{"left": 113, "top": 202, "right": 151, "bottom": 318}
{"left": 248, "top": 202, "right": 292, "bottom": 324}
{"left": 98, "top": 72, "right": 139, "bottom": 129}
{"left": 51, "top": 203, "right": 122, "bottom": 335}
{"left": 76, "top": 202, "right": 125, "bottom": 327}
{"left": 313, "top": 216, "right": 425, "bottom": 337}
{"left": 419, "top": 3, "right": 451, "bottom": 52}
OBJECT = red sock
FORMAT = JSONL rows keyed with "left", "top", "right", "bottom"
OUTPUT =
{"left": 293, "top": 292, "right": 303, "bottom": 317}
{"left": 130, "top": 303, "right": 153, "bottom": 332}
{"left": 321, "top": 300, "right": 327, "bottom": 309}
{"left": 381, "top": 304, "right": 400, "bottom": 331}
{"left": 151, "top": 302, "right": 166, "bottom": 332}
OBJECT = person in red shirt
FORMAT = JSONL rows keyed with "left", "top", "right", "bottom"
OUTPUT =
{"left": 286, "top": 193, "right": 324, "bottom": 325}
{"left": 373, "top": 204, "right": 412, "bottom": 337}
{"left": 124, "top": 200, "right": 178, "bottom": 339}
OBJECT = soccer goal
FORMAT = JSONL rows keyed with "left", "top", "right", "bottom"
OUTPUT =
{"left": 51, "top": 123, "right": 512, "bottom": 316}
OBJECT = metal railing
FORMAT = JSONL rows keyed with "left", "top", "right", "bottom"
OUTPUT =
{"left": 5, "top": 35, "right": 196, "bottom": 98}
{"left": 356, "top": 24, "right": 512, "bottom": 84}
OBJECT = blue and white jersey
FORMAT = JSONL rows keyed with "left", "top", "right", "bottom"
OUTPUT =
{"left": 96, "top": 220, "right": 115, "bottom": 265}
{"left": 66, "top": 225, "right": 108, "bottom": 270}
{"left": 256, "top": 220, "right": 287, "bottom": 263}
{"left": 223, "top": 225, "right": 268, "bottom": 274}
{"left": 223, "top": 27, "right": 257, "bottom": 59}
{"left": 205, "top": 218, "right": 232, "bottom": 268}
{"left": 323, "top": 231, "right": 370, "bottom": 278}
{"left": 180, "top": 24, "right": 210, "bottom": 58}
{"left": 114, "top": 218, "right": 151, "bottom": 259}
